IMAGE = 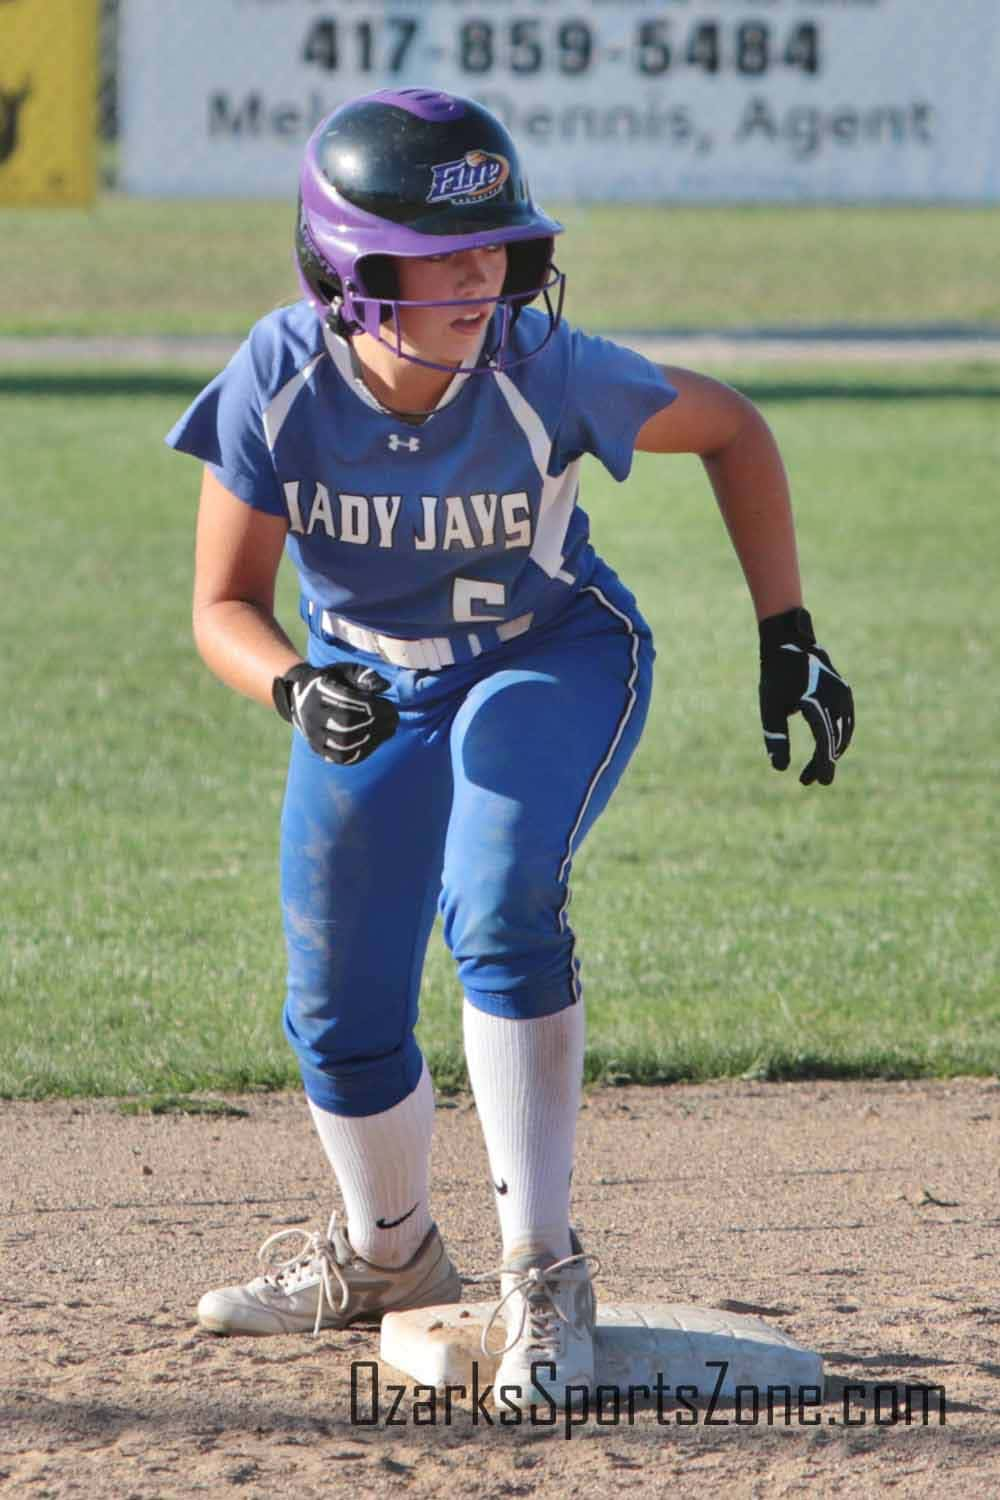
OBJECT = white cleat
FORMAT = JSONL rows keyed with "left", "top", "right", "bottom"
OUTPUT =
{"left": 480, "top": 1231, "right": 598, "bottom": 1414}
{"left": 197, "top": 1213, "right": 460, "bottom": 1337}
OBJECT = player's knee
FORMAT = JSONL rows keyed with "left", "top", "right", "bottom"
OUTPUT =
{"left": 441, "top": 856, "right": 563, "bottom": 957}
{"left": 282, "top": 930, "right": 417, "bottom": 1081}
{"left": 441, "top": 859, "right": 578, "bottom": 1017}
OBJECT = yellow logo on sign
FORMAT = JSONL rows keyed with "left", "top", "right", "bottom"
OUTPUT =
{"left": 0, "top": 0, "right": 97, "bottom": 204}
{"left": 0, "top": 78, "right": 31, "bottom": 166}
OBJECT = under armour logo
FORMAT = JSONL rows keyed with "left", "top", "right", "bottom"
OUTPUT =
{"left": 388, "top": 433, "right": 420, "bottom": 452}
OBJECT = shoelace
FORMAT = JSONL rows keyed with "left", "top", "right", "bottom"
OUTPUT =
{"left": 472, "top": 1250, "right": 599, "bottom": 1358}
{"left": 256, "top": 1212, "right": 351, "bottom": 1336}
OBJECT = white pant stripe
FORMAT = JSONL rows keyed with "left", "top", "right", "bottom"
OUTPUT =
{"left": 555, "top": 584, "right": 642, "bottom": 1001}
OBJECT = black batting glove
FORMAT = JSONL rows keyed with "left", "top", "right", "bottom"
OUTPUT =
{"left": 758, "top": 607, "right": 854, "bottom": 787}
{"left": 272, "top": 662, "right": 399, "bottom": 766}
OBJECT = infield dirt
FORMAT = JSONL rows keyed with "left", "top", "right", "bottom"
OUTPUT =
{"left": 2, "top": 1078, "right": 998, "bottom": 1498}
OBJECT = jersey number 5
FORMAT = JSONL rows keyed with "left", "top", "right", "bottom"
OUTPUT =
{"left": 452, "top": 577, "right": 506, "bottom": 622}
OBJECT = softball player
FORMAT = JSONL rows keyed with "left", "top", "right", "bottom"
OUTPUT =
{"left": 167, "top": 88, "right": 853, "bottom": 1411}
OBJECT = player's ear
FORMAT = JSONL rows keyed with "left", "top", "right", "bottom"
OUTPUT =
{"left": 502, "top": 239, "right": 553, "bottom": 306}
{"left": 359, "top": 255, "right": 398, "bottom": 300}
{"left": 357, "top": 255, "right": 398, "bottom": 328}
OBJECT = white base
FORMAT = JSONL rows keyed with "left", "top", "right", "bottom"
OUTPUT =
{"left": 381, "top": 1301, "right": 823, "bottom": 1398}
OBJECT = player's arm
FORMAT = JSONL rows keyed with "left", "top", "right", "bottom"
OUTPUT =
{"left": 192, "top": 468, "right": 399, "bottom": 765}
{"left": 192, "top": 467, "right": 303, "bottom": 709}
{"left": 635, "top": 367, "right": 854, "bottom": 786}
{"left": 634, "top": 367, "right": 800, "bottom": 622}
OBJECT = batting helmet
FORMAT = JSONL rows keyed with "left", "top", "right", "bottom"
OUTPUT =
{"left": 295, "top": 88, "right": 565, "bottom": 371}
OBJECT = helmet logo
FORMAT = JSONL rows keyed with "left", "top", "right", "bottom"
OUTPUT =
{"left": 426, "top": 150, "right": 510, "bottom": 207}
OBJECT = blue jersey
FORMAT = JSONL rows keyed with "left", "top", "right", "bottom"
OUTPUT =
{"left": 166, "top": 302, "right": 675, "bottom": 643}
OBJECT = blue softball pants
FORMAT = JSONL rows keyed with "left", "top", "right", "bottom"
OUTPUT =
{"left": 280, "top": 561, "right": 654, "bottom": 1117}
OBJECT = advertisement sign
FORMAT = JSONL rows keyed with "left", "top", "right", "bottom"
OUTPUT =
{"left": 121, "top": 0, "right": 1000, "bottom": 201}
{"left": 0, "top": 0, "right": 97, "bottom": 205}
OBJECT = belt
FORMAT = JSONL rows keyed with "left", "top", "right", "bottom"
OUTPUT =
{"left": 302, "top": 599, "right": 536, "bottom": 671}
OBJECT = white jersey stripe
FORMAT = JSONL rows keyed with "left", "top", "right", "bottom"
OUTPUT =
{"left": 493, "top": 368, "right": 551, "bottom": 474}
{"left": 493, "top": 369, "right": 579, "bottom": 584}
{"left": 555, "top": 583, "right": 642, "bottom": 1001}
{"left": 261, "top": 354, "right": 325, "bottom": 451}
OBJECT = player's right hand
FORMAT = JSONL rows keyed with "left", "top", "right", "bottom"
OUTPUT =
{"left": 272, "top": 662, "right": 399, "bottom": 765}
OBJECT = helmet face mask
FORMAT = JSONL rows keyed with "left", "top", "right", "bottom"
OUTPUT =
{"left": 295, "top": 89, "right": 565, "bottom": 373}
{"left": 340, "top": 266, "right": 567, "bottom": 375}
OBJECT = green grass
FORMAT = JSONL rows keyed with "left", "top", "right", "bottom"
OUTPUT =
{"left": 116, "top": 1095, "right": 250, "bottom": 1118}
{"left": 1, "top": 363, "right": 998, "bottom": 1099}
{"left": 2, "top": 200, "right": 999, "bottom": 335}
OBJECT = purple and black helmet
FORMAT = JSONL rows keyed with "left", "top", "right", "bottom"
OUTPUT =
{"left": 295, "top": 88, "right": 565, "bottom": 371}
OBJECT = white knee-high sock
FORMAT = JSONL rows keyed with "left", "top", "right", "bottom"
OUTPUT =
{"left": 462, "top": 999, "right": 585, "bottom": 1262}
{"left": 306, "top": 1059, "right": 435, "bottom": 1268}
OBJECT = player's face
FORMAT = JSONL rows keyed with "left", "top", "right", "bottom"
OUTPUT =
{"left": 394, "top": 246, "right": 508, "bottom": 366}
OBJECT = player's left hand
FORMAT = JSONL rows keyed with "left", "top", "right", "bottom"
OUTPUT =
{"left": 758, "top": 607, "right": 854, "bottom": 786}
